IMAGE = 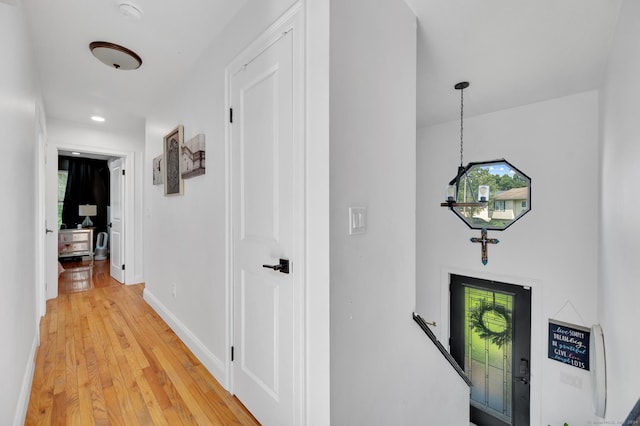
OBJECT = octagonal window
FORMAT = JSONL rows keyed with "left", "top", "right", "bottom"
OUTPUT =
{"left": 449, "top": 159, "right": 531, "bottom": 230}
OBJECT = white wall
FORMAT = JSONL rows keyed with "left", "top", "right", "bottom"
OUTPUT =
{"left": 304, "top": 0, "right": 331, "bottom": 423}
{"left": 329, "top": 0, "right": 469, "bottom": 424}
{"left": 45, "top": 118, "right": 145, "bottom": 289}
{"left": 417, "top": 91, "right": 601, "bottom": 425}
{"left": 0, "top": 1, "right": 42, "bottom": 424}
{"left": 599, "top": 0, "right": 640, "bottom": 421}
{"left": 143, "top": 0, "right": 331, "bottom": 423}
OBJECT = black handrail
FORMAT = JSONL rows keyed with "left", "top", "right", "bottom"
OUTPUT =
{"left": 413, "top": 312, "right": 472, "bottom": 387}
{"left": 625, "top": 397, "right": 640, "bottom": 425}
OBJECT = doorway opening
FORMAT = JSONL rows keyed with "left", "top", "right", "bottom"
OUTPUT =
{"left": 45, "top": 146, "right": 131, "bottom": 303}
{"left": 56, "top": 152, "right": 123, "bottom": 292}
{"left": 450, "top": 274, "right": 531, "bottom": 426}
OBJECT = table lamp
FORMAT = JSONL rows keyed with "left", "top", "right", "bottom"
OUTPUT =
{"left": 79, "top": 204, "right": 97, "bottom": 228}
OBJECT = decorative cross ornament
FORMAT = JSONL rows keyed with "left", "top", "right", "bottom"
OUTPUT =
{"left": 470, "top": 228, "right": 499, "bottom": 265}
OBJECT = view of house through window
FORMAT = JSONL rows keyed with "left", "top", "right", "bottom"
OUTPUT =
{"left": 58, "top": 170, "right": 68, "bottom": 229}
{"left": 450, "top": 160, "right": 531, "bottom": 230}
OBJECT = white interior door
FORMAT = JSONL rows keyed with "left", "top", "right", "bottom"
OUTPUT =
{"left": 109, "top": 158, "right": 125, "bottom": 283}
{"left": 231, "top": 29, "right": 296, "bottom": 426}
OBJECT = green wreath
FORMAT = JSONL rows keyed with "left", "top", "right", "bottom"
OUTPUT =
{"left": 469, "top": 299, "right": 512, "bottom": 348}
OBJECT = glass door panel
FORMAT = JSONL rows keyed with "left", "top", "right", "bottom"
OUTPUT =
{"left": 450, "top": 275, "right": 531, "bottom": 426}
{"left": 465, "top": 287, "right": 513, "bottom": 423}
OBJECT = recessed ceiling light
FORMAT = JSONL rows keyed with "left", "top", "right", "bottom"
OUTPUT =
{"left": 72, "top": 152, "right": 81, "bottom": 156}
{"left": 91, "top": 116, "right": 105, "bottom": 122}
{"left": 89, "top": 41, "right": 142, "bottom": 70}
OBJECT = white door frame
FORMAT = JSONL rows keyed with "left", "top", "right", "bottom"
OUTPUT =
{"left": 225, "top": 3, "right": 306, "bottom": 424}
{"left": 440, "top": 266, "right": 543, "bottom": 426}
{"left": 35, "top": 104, "right": 47, "bottom": 322}
{"left": 44, "top": 143, "right": 136, "bottom": 300}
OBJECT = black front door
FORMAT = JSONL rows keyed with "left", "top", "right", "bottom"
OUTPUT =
{"left": 450, "top": 274, "right": 531, "bottom": 426}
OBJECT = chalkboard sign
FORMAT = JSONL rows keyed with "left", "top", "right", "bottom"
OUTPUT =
{"left": 548, "top": 319, "right": 590, "bottom": 370}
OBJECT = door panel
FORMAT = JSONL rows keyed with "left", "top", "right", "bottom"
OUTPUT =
{"left": 109, "top": 158, "right": 124, "bottom": 283}
{"left": 240, "top": 270, "right": 278, "bottom": 395}
{"left": 231, "top": 29, "right": 295, "bottom": 426}
{"left": 241, "top": 69, "right": 279, "bottom": 242}
{"left": 450, "top": 275, "right": 531, "bottom": 426}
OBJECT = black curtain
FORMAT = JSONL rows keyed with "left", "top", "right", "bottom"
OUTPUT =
{"left": 60, "top": 157, "right": 110, "bottom": 233}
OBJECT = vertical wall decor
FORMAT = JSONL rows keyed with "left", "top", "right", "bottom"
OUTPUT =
{"left": 163, "top": 125, "right": 184, "bottom": 196}
{"left": 181, "top": 133, "right": 206, "bottom": 178}
{"left": 152, "top": 154, "right": 163, "bottom": 185}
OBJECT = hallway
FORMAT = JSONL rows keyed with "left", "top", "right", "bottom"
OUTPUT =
{"left": 26, "top": 273, "right": 258, "bottom": 425}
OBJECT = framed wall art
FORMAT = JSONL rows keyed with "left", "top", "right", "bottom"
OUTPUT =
{"left": 182, "top": 133, "right": 205, "bottom": 178}
{"left": 163, "top": 125, "right": 184, "bottom": 196}
{"left": 152, "top": 154, "right": 163, "bottom": 185}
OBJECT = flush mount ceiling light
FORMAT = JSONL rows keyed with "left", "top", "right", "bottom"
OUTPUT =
{"left": 91, "top": 115, "right": 105, "bottom": 122}
{"left": 89, "top": 41, "right": 142, "bottom": 70}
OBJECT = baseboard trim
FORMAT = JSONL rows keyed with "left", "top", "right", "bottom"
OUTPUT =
{"left": 143, "top": 288, "right": 226, "bottom": 384}
{"left": 14, "top": 334, "right": 38, "bottom": 426}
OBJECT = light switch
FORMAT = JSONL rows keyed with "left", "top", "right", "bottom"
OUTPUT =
{"left": 349, "top": 207, "right": 367, "bottom": 235}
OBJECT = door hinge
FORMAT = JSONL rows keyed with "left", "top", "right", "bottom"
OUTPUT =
{"left": 122, "top": 264, "right": 125, "bottom": 271}
{"left": 122, "top": 169, "right": 126, "bottom": 176}
{"left": 231, "top": 346, "right": 234, "bottom": 362}
{"left": 229, "top": 108, "right": 233, "bottom": 123}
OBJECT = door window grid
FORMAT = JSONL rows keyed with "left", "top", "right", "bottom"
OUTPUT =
{"left": 464, "top": 287, "right": 513, "bottom": 424}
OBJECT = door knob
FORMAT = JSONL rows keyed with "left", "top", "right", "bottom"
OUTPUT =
{"left": 262, "top": 258, "right": 290, "bottom": 274}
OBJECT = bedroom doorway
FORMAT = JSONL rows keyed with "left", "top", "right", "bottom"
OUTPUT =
{"left": 44, "top": 145, "right": 133, "bottom": 302}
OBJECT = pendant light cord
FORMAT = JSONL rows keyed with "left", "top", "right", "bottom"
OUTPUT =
{"left": 459, "top": 86, "right": 464, "bottom": 168}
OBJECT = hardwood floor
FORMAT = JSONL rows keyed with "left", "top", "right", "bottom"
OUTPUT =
{"left": 57, "top": 259, "right": 119, "bottom": 294}
{"left": 27, "top": 261, "right": 259, "bottom": 425}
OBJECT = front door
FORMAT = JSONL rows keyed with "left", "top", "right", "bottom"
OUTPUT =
{"left": 230, "top": 26, "right": 296, "bottom": 425}
{"left": 109, "top": 158, "right": 125, "bottom": 283}
{"left": 450, "top": 274, "right": 531, "bottom": 426}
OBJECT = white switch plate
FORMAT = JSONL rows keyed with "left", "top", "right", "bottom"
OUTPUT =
{"left": 349, "top": 207, "right": 367, "bottom": 235}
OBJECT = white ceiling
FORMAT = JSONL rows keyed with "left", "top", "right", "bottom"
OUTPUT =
{"left": 23, "top": 0, "right": 622, "bottom": 131}
{"left": 406, "top": 0, "right": 622, "bottom": 127}
{"left": 23, "top": 0, "right": 249, "bottom": 132}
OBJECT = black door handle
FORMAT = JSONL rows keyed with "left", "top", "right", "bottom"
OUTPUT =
{"left": 45, "top": 228, "right": 54, "bottom": 234}
{"left": 514, "top": 376, "right": 529, "bottom": 385}
{"left": 514, "top": 358, "right": 529, "bottom": 384}
{"left": 262, "top": 258, "right": 290, "bottom": 274}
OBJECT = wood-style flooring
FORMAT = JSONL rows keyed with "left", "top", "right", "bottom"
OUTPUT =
{"left": 26, "top": 260, "right": 259, "bottom": 425}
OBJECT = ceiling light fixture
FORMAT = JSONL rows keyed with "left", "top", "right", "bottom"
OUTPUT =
{"left": 441, "top": 82, "right": 484, "bottom": 209}
{"left": 438, "top": 81, "right": 533, "bottom": 265}
{"left": 91, "top": 116, "right": 105, "bottom": 122}
{"left": 89, "top": 41, "right": 142, "bottom": 70}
